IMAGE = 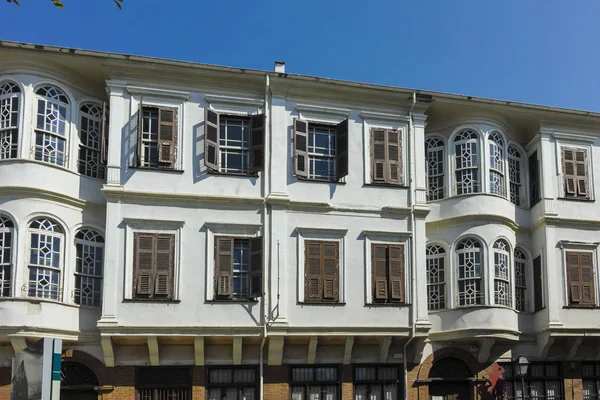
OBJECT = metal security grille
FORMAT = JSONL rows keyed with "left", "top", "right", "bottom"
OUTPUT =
{"left": 135, "top": 367, "right": 191, "bottom": 400}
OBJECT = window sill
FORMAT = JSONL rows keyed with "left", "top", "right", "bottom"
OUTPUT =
{"left": 128, "top": 166, "right": 184, "bottom": 174}
{"left": 365, "top": 302, "right": 409, "bottom": 307}
{"left": 297, "top": 301, "right": 346, "bottom": 306}
{"left": 363, "top": 183, "right": 408, "bottom": 189}
{"left": 557, "top": 197, "right": 594, "bottom": 203}
{"left": 122, "top": 298, "right": 181, "bottom": 304}
{"left": 205, "top": 299, "right": 259, "bottom": 304}
{"left": 206, "top": 169, "right": 259, "bottom": 178}
{"left": 562, "top": 305, "right": 600, "bottom": 309}
{"left": 296, "top": 177, "right": 346, "bottom": 185}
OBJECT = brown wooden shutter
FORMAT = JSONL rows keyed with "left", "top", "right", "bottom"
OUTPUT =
{"left": 335, "top": 118, "right": 349, "bottom": 181}
{"left": 215, "top": 237, "right": 233, "bottom": 298}
{"left": 134, "top": 233, "right": 154, "bottom": 297}
{"left": 204, "top": 108, "right": 220, "bottom": 170}
{"left": 562, "top": 148, "right": 577, "bottom": 196}
{"left": 157, "top": 107, "right": 177, "bottom": 168}
{"left": 101, "top": 101, "right": 109, "bottom": 164}
{"left": 580, "top": 252, "right": 595, "bottom": 305}
{"left": 575, "top": 149, "right": 589, "bottom": 198}
{"left": 154, "top": 234, "right": 174, "bottom": 298}
{"left": 322, "top": 242, "right": 339, "bottom": 301}
{"left": 389, "top": 244, "right": 405, "bottom": 302}
{"left": 533, "top": 255, "right": 543, "bottom": 311}
{"left": 371, "top": 129, "right": 386, "bottom": 182}
{"left": 250, "top": 114, "right": 265, "bottom": 174}
{"left": 136, "top": 101, "right": 144, "bottom": 167}
{"left": 387, "top": 130, "right": 401, "bottom": 185}
{"left": 566, "top": 252, "right": 581, "bottom": 304}
{"left": 249, "top": 236, "right": 263, "bottom": 298}
{"left": 371, "top": 244, "right": 389, "bottom": 300}
{"left": 305, "top": 241, "right": 323, "bottom": 301}
{"left": 294, "top": 118, "right": 309, "bottom": 178}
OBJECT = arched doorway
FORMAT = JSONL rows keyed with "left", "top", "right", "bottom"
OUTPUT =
{"left": 428, "top": 357, "right": 473, "bottom": 400}
{"left": 60, "top": 361, "right": 99, "bottom": 400}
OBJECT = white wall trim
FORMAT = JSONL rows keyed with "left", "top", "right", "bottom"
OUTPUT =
{"left": 361, "top": 118, "right": 409, "bottom": 185}
{"left": 204, "top": 94, "right": 264, "bottom": 114}
{"left": 295, "top": 103, "right": 351, "bottom": 122}
{"left": 126, "top": 85, "right": 190, "bottom": 101}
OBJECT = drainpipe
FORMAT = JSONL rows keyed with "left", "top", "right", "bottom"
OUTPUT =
{"left": 404, "top": 92, "right": 418, "bottom": 400}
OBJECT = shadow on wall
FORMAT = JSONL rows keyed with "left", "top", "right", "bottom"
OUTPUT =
{"left": 193, "top": 120, "right": 210, "bottom": 184}
{"left": 120, "top": 109, "right": 139, "bottom": 186}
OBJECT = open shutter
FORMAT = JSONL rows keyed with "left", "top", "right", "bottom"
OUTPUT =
{"left": 294, "top": 118, "right": 309, "bottom": 178}
{"left": 580, "top": 252, "right": 595, "bottom": 305}
{"left": 101, "top": 101, "right": 109, "bottom": 165}
{"left": 204, "top": 108, "right": 220, "bottom": 170}
{"left": 154, "top": 234, "right": 174, "bottom": 298}
{"left": 336, "top": 118, "right": 349, "bottom": 181}
{"left": 305, "top": 241, "right": 323, "bottom": 301}
{"left": 136, "top": 101, "right": 144, "bottom": 167}
{"left": 372, "top": 244, "right": 389, "bottom": 300}
{"left": 389, "top": 244, "right": 405, "bottom": 302}
{"left": 250, "top": 114, "right": 265, "bottom": 174}
{"left": 371, "top": 129, "right": 386, "bottom": 182}
{"left": 387, "top": 130, "right": 402, "bottom": 185}
{"left": 562, "top": 148, "right": 576, "bottom": 196}
{"left": 575, "top": 149, "right": 589, "bottom": 198}
{"left": 157, "top": 107, "right": 177, "bottom": 168}
{"left": 215, "top": 237, "right": 233, "bottom": 298}
{"left": 566, "top": 252, "right": 581, "bottom": 304}
{"left": 249, "top": 236, "right": 263, "bottom": 298}
{"left": 322, "top": 242, "right": 339, "bottom": 301}
{"left": 533, "top": 255, "right": 543, "bottom": 311}
{"left": 134, "top": 233, "right": 154, "bottom": 297}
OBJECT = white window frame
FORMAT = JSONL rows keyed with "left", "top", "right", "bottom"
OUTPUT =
{"left": 454, "top": 237, "right": 485, "bottom": 307}
{"left": 33, "top": 85, "right": 70, "bottom": 167}
{"left": 555, "top": 141, "right": 595, "bottom": 201}
{"left": 219, "top": 115, "right": 251, "bottom": 174}
{"left": 451, "top": 127, "right": 482, "bottom": 196}
{"left": 27, "top": 217, "right": 65, "bottom": 301}
{"left": 425, "top": 136, "right": 446, "bottom": 201}
{"left": 0, "top": 80, "right": 21, "bottom": 160}
{"left": 426, "top": 243, "right": 446, "bottom": 310}
{"left": 557, "top": 240, "right": 600, "bottom": 307}
{"left": 0, "top": 215, "right": 15, "bottom": 297}
{"left": 307, "top": 123, "right": 337, "bottom": 181}
{"left": 78, "top": 102, "right": 105, "bottom": 179}
{"left": 204, "top": 222, "right": 262, "bottom": 301}
{"left": 492, "top": 239, "right": 511, "bottom": 307}
{"left": 296, "top": 227, "right": 347, "bottom": 303}
{"left": 488, "top": 131, "right": 507, "bottom": 197}
{"left": 74, "top": 228, "right": 104, "bottom": 307}
{"left": 514, "top": 246, "right": 528, "bottom": 312}
{"left": 508, "top": 142, "right": 527, "bottom": 208}
{"left": 123, "top": 218, "right": 184, "bottom": 300}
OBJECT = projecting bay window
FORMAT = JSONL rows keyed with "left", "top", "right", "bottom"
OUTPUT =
{"left": 488, "top": 131, "right": 506, "bottom": 196}
{"left": 426, "top": 244, "right": 446, "bottom": 310}
{"left": 214, "top": 236, "right": 262, "bottom": 300}
{"left": 456, "top": 238, "right": 483, "bottom": 306}
{"left": 426, "top": 137, "right": 445, "bottom": 200}
{"left": 135, "top": 104, "right": 178, "bottom": 169}
{"left": 132, "top": 233, "right": 175, "bottom": 300}
{"left": 78, "top": 103, "right": 108, "bottom": 179}
{"left": 453, "top": 129, "right": 480, "bottom": 195}
{"left": 291, "top": 367, "right": 339, "bottom": 400}
{"left": 204, "top": 108, "right": 265, "bottom": 175}
{"left": 493, "top": 240, "right": 511, "bottom": 307}
{"left": 34, "top": 86, "right": 69, "bottom": 167}
{"left": 0, "top": 216, "right": 13, "bottom": 297}
{"left": 0, "top": 81, "right": 20, "bottom": 160}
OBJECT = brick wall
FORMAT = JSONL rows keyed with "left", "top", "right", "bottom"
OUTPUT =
{"left": 263, "top": 365, "right": 288, "bottom": 400}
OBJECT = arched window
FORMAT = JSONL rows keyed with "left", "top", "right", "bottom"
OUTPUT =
{"left": 78, "top": 104, "right": 106, "bottom": 179}
{"left": 514, "top": 247, "right": 527, "bottom": 312}
{"left": 426, "top": 244, "right": 446, "bottom": 310}
{"left": 0, "top": 81, "right": 20, "bottom": 160}
{"left": 453, "top": 130, "right": 480, "bottom": 195}
{"left": 28, "top": 218, "right": 64, "bottom": 300}
{"left": 489, "top": 132, "right": 506, "bottom": 196}
{"left": 493, "top": 240, "right": 511, "bottom": 307}
{"left": 426, "top": 138, "right": 445, "bottom": 200}
{"left": 74, "top": 229, "right": 104, "bottom": 307}
{"left": 456, "top": 238, "right": 483, "bottom": 306}
{"left": 34, "top": 86, "right": 69, "bottom": 167}
{"left": 0, "top": 216, "right": 14, "bottom": 297}
{"left": 508, "top": 145, "right": 524, "bottom": 206}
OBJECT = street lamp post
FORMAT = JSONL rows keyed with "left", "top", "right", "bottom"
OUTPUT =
{"left": 515, "top": 356, "right": 530, "bottom": 400}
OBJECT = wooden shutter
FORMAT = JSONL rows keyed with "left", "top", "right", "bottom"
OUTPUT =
{"left": 305, "top": 241, "right": 323, "bottom": 301}
{"left": 336, "top": 118, "right": 349, "bottom": 180}
{"left": 387, "top": 130, "right": 402, "bottom": 185}
{"left": 580, "top": 252, "right": 595, "bottom": 305}
{"left": 322, "top": 242, "right": 339, "bottom": 301}
{"left": 575, "top": 149, "right": 589, "bottom": 198}
{"left": 215, "top": 237, "right": 233, "bottom": 298}
{"left": 250, "top": 114, "right": 265, "bottom": 174}
{"left": 134, "top": 233, "right": 154, "bottom": 297}
{"left": 562, "top": 148, "right": 577, "bottom": 196}
{"left": 101, "top": 101, "right": 109, "bottom": 164}
{"left": 204, "top": 108, "right": 220, "bottom": 170}
{"left": 249, "top": 236, "right": 263, "bottom": 298}
{"left": 157, "top": 107, "right": 177, "bottom": 168}
{"left": 389, "top": 244, "right": 405, "bottom": 302}
{"left": 136, "top": 101, "right": 144, "bottom": 167}
{"left": 372, "top": 244, "right": 389, "bottom": 300}
{"left": 566, "top": 252, "right": 581, "bottom": 304}
{"left": 371, "top": 129, "right": 386, "bottom": 182}
{"left": 294, "top": 118, "right": 309, "bottom": 178}
{"left": 154, "top": 234, "right": 174, "bottom": 298}
{"left": 533, "top": 255, "right": 543, "bottom": 311}
{"left": 529, "top": 151, "right": 540, "bottom": 206}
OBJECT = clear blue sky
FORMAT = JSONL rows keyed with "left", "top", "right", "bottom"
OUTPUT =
{"left": 2, "top": 0, "right": 600, "bottom": 111}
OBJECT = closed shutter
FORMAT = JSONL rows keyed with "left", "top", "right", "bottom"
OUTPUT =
{"left": 204, "top": 108, "right": 220, "bottom": 170}
{"left": 215, "top": 237, "right": 233, "bottom": 298}
{"left": 566, "top": 252, "right": 581, "bottom": 304}
{"left": 101, "top": 101, "right": 109, "bottom": 164}
{"left": 387, "top": 130, "right": 402, "bottom": 185}
{"left": 371, "top": 129, "right": 386, "bottom": 182}
{"left": 533, "top": 255, "right": 543, "bottom": 311}
{"left": 134, "top": 233, "right": 154, "bottom": 296}
{"left": 336, "top": 118, "right": 349, "bottom": 181}
{"left": 580, "top": 252, "right": 595, "bottom": 305}
{"left": 322, "top": 242, "right": 339, "bottom": 301}
{"left": 157, "top": 107, "right": 177, "bottom": 168}
{"left": 294, "top": 118, "right": 309, "bottom": 178}
{"left": 389, "top": 244, "right": 405, "bottom": 302}
{"left": 154, "top": 234, "right": 174, "bottom": 298}
{"left": 305, "top": 241, "right": 323, "bottom": 301}
{"left": 372, "top": 244, "right": 388, "bottom": 300}
{"left": 250, "top": 114, "right": 265, "bottom": 174}
{"left": 136, "top": 101, "right": 144, "bottom": 167}
{"left": 249, "top": 236, "right": 263, "bottom": 298}
{"left": 575, "top": 149, "right": 589, "bottom": 198}
{"left": 562, "top": 148, "right": 577, "bottom": 196}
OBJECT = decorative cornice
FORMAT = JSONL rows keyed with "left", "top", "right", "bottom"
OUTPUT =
{"left": 123, "top": 218, "right": 185, "bottom": 229}
{"left": 426, "top": 213, "right": 522, "bottom": 231}
{"left": 296, "top": 227, "right": 348, "bottom": 236}
{"left": 204, "top": 222, "right": 262, "bottom": 235}
{"left": 0, "top": 186, "right": 103, "bottom": 210}
{"left": 362, "top": 230, "right": 412, "bottom": 240}
{"left": 204, "top": 93, "right": 264, "bottom": 113}
{"left": 295, "top": 103, "right": 351, "bottom": 120}
{"left": 359, "top": 110, "right": 409, "bottom": 123}
{"left": 98, "top": 325, "right": 263, "bottom": 336}
{"left": 126, "top": 85, "right": 190, "bottom": 101}
{"left": 101, "top": 187, "right": 264, "bottom": 206}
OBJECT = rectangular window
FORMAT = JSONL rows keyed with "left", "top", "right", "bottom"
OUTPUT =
{"left": 35, "top": 98, "right": 67, "bottom": 166}
{"left": 219, "top": 116, "right": 250, "bottom": 174}
{"left": 137, "top": 105, "right": 178, "bottom": 169}
{"left": 514, "top": 249, "right": 527, "bottom": 312}
{"left": 371, "top": 128, "right": 402, "bottom": 185}
{"left": 562, "top": 147, "right": 590, "bottom": 200}
{"left": 133, "top": 233, "right": 175, "bottom": 300}
{"left": 206, "top": 367, "right": 258, "bottom": 400}
{"left": 371, "top": 243, "right": 406, "bottom": 303}
{"left": 583, "top": 363, "right": 600, "bottom": 400}
{"left": 501, "top": 363, "right": 563, "bottom": 400}
{"left": 293, "top": 118, "right": 348, "bottom": 182}
{"left": 304, "top": 240, "right": 339, "bottom": 303}
{"left": 566, "top": 251, "right": 596, "bottom": 306}
{"left": 533, "top": 255, "right": 543, "bottom": 311}
{"left": 291, "top": 366, "right": 339, "bottom": 400}
{"left": 529, "top": 151, "right": 540, "bottom": 207}
{"left": 354, "top": 365, "right": 401, "bottom": 400}
{"left": 0, "top": 92, "right": 19, "bottom": 160}
{"left": 426, "top": 138, "right": 445, "bottom": 200}
{"left": 136, "top": 367, "right": 191, "bottom": 400}
{"left": 214, "top": 236, "right": 262, "bottom": 300}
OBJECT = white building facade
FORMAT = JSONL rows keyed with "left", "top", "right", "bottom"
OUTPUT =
{"left": 0, "top": 41, "right": 599, "bottom": 400}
